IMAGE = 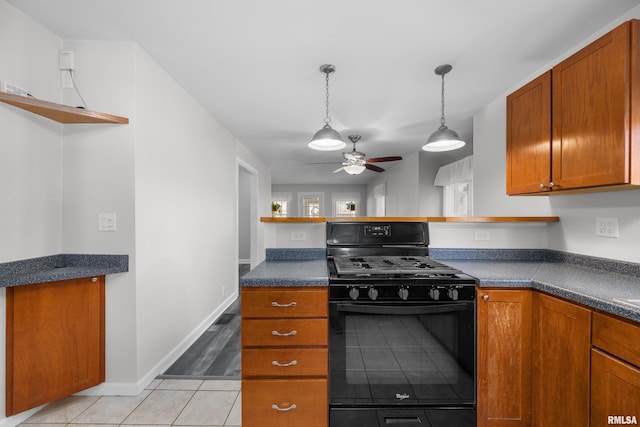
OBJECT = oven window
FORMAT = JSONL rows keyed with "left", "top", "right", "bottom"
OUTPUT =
{"left": 329, "top": 302, "right": 475, "bottom": 407}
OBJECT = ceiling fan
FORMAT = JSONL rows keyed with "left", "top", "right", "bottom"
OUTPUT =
{"left": 312, "top": 135, "right": 403, "bottom": 175}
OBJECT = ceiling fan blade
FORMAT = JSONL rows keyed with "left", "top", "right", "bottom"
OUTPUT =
{"left": 366, "top": 156, "right": 403, "bottom": 163}
{"left": 333, "top": 167, "right": 345, "bottom": 173}
{"left": 365, "top": 163, "right": 385, "bottom": 172}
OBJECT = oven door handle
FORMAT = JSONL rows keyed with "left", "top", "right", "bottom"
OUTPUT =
{"left": 335, "top": 303, "right": 467, "bottom": 316}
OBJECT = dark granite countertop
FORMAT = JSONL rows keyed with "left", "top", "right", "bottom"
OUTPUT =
{"left": 240, "top": 248, "right": 328, "bottom": 287}
{"left": 432, "top": 249, "right": 640, "bottom": 323}
{"left": 0, "top": 254, "right": 129, "bottom": 287}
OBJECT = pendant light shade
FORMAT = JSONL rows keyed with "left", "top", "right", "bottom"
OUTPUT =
{"left": 309, "top": 124, "right": 346, "bottom": 151}
{"left": 309, "top": 64, "right": 346, "bottom": 151}
{"left": 423, "top": 64, "right": 465, "bottom": 152}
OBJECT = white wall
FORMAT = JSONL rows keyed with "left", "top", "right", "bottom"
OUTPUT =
{"left": 60, "top": 40, "right": 138, "bottom": 387}
{"left": 0, "top": 2, "right": 63, "bottom": 261}
{"left": 367, "top": 152, "right": 420, "bottom": 216}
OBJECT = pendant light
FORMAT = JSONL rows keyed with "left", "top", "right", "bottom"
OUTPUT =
{"left": 308, "top": 64, "right": 346, "bottom": 151}
{"left": 423, "top": 64, "right": 465, "bottom": 152}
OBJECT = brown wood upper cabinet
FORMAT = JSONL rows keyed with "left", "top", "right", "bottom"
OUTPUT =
{"left": 507, "top": 19, "right": 640, "bottom": 195}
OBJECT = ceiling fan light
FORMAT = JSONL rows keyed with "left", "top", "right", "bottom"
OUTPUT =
{"left": 343, "top": 164, "right": 366, "bottom": 175}
{"left": 308, "top": 124, "right": 346, "bottom": 151}
{"left": 423, "top": 127, "right": 466, "bottom": 152}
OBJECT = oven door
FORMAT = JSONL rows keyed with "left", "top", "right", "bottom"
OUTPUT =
{"left": 329, "top": 300, "right": 476, "bottom": 427}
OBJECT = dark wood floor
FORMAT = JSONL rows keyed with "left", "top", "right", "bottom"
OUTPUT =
{"left": 157, "top": 264, "right": 249, "bottom": 380}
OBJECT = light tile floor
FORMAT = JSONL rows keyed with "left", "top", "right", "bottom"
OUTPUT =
{"left": 19, "top": 379, "right": 241, "bottom": 427}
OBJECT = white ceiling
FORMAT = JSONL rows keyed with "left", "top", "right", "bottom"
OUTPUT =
{"left": 9, "top": 0, "right": 640, "bottom": 184}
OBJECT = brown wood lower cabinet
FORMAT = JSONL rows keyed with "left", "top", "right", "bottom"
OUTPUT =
{"left": 477, "top": 290, "right": 629, "bottom": 427}
{"left": 477, "top": 288, "right": 532, "bottom": 427}
{"left": 591, "top": 349, "right": 640, "bottom": 426}
{"left": 5, "top": 276, "right": 105, "bottom": 415}
{"left": 532, "top": 292, "right": 591, "bottom": 427}
{"left": 241, "top": 286, "right": 328, "bottom": 427}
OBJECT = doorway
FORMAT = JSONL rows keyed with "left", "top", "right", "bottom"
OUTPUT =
{"left": 237, "top": 160, "right": 258, "bottom": 274}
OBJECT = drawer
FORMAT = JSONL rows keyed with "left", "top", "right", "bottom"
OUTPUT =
{"left": 243, "top": 348, "right": 328, "bottom": 377}
{"left": 242, "top": 378, "right": 327, "bottom": 427}
{"left": 242, "top": 287, "right": 327, "bottom": 318}
{"left": 592, "top": 311, "right": 640, "bottom": 368}
{"left": 242, "top": 318, "right": 328, "bottom": 347}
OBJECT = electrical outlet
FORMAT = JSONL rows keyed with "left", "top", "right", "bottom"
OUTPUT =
{"left": 595, "top": 217, "right": 619, "bottom": 238}
{"left": 291, "top": 231, "right": 307, "bottom": 241}
{"left": 474, "top": 230, "right": 490, "bottom": 241}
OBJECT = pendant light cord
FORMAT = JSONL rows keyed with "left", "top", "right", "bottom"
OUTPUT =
{"left": 439, "top": 73, "right": 446, "bottom": 129}
{"left": 324, "top": 70, "right": 331, "bottom": 125}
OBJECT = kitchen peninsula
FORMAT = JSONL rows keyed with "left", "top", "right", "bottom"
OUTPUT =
{"left": 241, "top": 247, "right": 640, "bottom": 427}
{"left": 0, "top": 254, "right": 128, "bottom": 416}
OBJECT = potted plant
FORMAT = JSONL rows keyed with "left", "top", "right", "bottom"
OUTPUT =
{"left": 271, "top": 202, "right": 282, "bottom": 216}
{"left": 346, "top": 202, "right": 356, "bottom": 212}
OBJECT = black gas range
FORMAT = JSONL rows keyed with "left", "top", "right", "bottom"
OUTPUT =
{"left": 327, "top": 222, "right": 477, "bottom": 427}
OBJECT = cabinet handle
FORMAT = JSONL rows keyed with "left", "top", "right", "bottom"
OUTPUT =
{"left": 272, "top": 301, "right": 297, "bottom": 308}
{"left": 272, "top": 330, "right": 298, "bottom": 337}
{"left": 91, "top": 277, "right": 98, "bottom": 283}
{"left": 549, "top": 182, "right": 557, "bottom": 188}
{"left": 272, "top": 403, "right": 297, "bottom": 412}
{"left": 272, "top": 360, "right": 298, "bottom": 367}
{"left": 483, "top": 295, "right": 489, "bottom": 301}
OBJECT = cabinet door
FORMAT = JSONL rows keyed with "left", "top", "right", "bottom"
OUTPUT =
{"left": 506, "top": 71, "right": 552, "bottom": 195}
{"left": 6, "top": 277, "right": 105, "bottom": 415}
{"left": 477, "top": 289, "right": 532, "bottom": 427}
{"left": 551, "top": 21, "right": 632, "bottom": 189}
{"left": 532, "top": 293, "right": 591, "bottom": 427}
{"left": 591, "top": 349, "right": 640, "bottom": 427}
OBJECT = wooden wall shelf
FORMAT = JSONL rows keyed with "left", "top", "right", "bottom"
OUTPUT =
{"left": 0, "top": 92, "right": 128, "bottom": 124}
{"left": 261, "top": 216, "right": 559, "bottom": 223}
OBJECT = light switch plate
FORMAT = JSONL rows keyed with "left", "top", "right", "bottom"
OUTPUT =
{"left": 98, "top": 213, "right": 117, "bottom": 232}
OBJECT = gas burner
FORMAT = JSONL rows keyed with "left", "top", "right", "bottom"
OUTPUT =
{"left": 333, "top": 256, "right": 462, "bottom": 277}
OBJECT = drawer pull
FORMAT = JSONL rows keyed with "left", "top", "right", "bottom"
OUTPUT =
{"left": 272, "top": 360, "right": 298, "bottom": 367}
{"left": 272, "top": 330, "right": 298, "bottom": 337}
{"left": 271, "top": 403, "right": 297, "bottom": 412}
{"left": 272, "top": 301, "right": 297, "bottom": 308}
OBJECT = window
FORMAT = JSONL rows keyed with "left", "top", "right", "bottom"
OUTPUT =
{"left": 271, "top": 192, "right": 291, "bottom": 217}
{"left": 302, "top": 196, "right": 320, "bottom": 217}
{"left": 335, "top": 200, "right": 357, "bottom": 217}
{"left": 332, "top": 192, "right": 361, "bottom": 217}
{"left": 299, "top": 192, "right": 324, "bottom": 217}
{"left": 434, "top": 156, "right": 473, "bottom": 217}
{"left": 443, "top": 181, "right": 472, "bottom": 216}
{"left": 271, "top": 199, "right": 288, "bottom": 217}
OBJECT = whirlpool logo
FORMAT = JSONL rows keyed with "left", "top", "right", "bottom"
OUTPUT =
{"left": 395, "top": 393, "right": 410, "bottom": 401}
{"left": 608, "top": 415, "right": 638, "bottom": 425}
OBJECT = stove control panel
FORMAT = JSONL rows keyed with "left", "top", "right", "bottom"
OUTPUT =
{"left": 334, "top": 284, "right": 475, "bottom": 302}
{"left": 364, "top": 224, "right": 391, "bottom": 237}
